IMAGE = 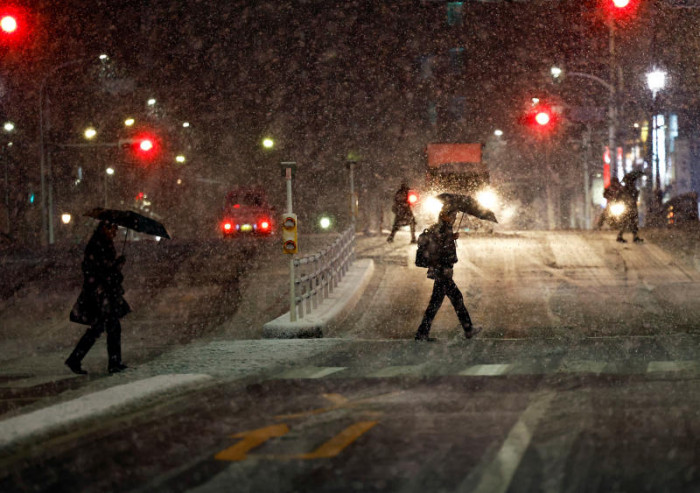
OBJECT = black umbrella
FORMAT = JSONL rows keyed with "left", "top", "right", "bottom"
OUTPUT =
{"left": 622, "top": 169, "right": 645, "bottom": 185}
{"left": 85, "top": 208, "right": 171, "bottom": 239}
{"left": 436, "top": 193, "right": 498, "bottom": 223}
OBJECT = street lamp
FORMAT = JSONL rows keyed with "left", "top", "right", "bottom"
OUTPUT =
{"left": 83, "top": 127, "right": 97, "bottom": 140}
{"left": 646, "top": 67, "right": 667, "bottom": 194}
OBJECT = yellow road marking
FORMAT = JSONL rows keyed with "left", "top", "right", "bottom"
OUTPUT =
{"left": 214, "top": 424, "right": 289, "bottom": 462}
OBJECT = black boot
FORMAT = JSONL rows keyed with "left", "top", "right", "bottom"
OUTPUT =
{"left": 65, "top": 357, "right": 88, "bottom": 375}
{"left": 65, "top": 330, "right": 97, "bottom": 375}
{"left": 108, "top": 360, "right": 129, "bottom": 374}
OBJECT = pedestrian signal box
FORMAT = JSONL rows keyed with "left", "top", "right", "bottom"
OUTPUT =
{"left": 282, "top": 213, "right": 298, "bottom": 254}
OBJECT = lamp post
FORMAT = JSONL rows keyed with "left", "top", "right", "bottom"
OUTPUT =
{"left": 646, "top": 67, "right": 666, "bottom": 199}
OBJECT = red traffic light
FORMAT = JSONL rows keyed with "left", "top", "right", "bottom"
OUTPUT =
{"left": 407, "top": 191, "right": 419, "bottom": 205}
{"left": 139, "top": 139, "right": 154, "bottom": 152}
{"left": 612, "top": 0, "right": 629, "bottom": 7}
{"left": 1, "top": 15, "right": 17, "bottom": 33}
{"left": 535, "top": 111, "right": 551, "bottom": 126}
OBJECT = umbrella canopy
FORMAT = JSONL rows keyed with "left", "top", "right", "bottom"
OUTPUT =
{"left": 436, "top": 193, "right": 498, "bottom": 223}
{"left": 85, "top": 208, "right": 171, "bottom": 239}
{"left": 622, "top": 169, "right": 645, "bottom": 186}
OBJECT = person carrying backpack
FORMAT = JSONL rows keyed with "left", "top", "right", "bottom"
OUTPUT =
{"left": 414, "top": 207, "right": 481, "bottom": 342}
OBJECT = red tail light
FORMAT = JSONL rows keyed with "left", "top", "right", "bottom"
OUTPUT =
{"left": 222, "top": 221, "right": 233, "bottom": 232}
{"left": 259, "top": 219, "right": 270, "bottom": 231}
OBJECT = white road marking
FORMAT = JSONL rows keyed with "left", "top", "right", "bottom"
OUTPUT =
{"left": 276, "top": 367, "right": 347, "bottom": 379}
{"left": 461, "top": 392, "right": 556, "bottom": 493}
{"left": 0, "top": 374, "right": 212, "bottom": 451}
{"left": 459, "top": 364, "right": 512, "bottom": 376}
{"left": 647, "top": 361, "right": 698, "bottom": 373}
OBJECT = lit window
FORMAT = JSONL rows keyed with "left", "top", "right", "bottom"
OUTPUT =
{"left": 447, "top": 2, "right": 464, "bottom": 27}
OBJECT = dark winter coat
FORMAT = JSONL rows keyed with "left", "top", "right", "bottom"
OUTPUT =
{"left": 70, "top": 228, "right": 131, "bottom": 325}
{"left": 391, "top": 186, "right": 415, "bottom": 225}
{"left": 425, "top": 220, "right": 459, "bottom": 272}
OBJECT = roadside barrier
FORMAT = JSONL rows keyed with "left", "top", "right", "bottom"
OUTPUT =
{"left": 291, "top": 226, "right": 355, "bottom": 319}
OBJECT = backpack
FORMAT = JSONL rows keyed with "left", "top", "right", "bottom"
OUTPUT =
{"left": 415, "top": 228, "right": 439, "bottom": 268}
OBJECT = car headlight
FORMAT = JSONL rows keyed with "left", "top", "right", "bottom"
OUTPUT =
{"left": 610, "top": 202, "right": 626, "bottom": 217}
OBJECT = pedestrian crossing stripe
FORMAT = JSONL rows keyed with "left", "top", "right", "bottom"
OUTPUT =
{"left": 273, "top": 361, "right": 700, "bottom": 379}
{"left": 459, "top": 364, "right": 512, "bottom": 376}
{"left": 646, "top": 361, "right": 698, "bottom": 373}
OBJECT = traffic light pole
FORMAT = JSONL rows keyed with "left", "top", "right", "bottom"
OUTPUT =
{"left": 285, "top": 166, "right": 296, "bottom": 322}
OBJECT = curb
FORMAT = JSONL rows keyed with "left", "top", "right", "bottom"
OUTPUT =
{"left": 262, "top": 258, "right": 375, "bottom": 339}
{"left": 0, "top": 373, "right": 212, "bottom": 453}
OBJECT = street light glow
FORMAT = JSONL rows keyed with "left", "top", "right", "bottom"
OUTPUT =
{"left": 99, "top": 54, "right": 109, "bottom": 61}
{"left": 124, "top": 118, "right": 135, "bottom": 126}
{"left": 3, "top": 122, "right": 14, "bottom": 132}
{"left": 550, "top": 66, "right": 562, "bottom": 79}
{"left": 175, "top": 155, "right": 186, "bottom": 163}
{"left": 84, "top": 127, "right": 97, "bottom": 140}
{"left": 61, "top": 213, "right": 72, "bottom": 224}
{"left": 262, "top": 138, "right": 274, "bottom": 149}
{"left": 182, "top": 122, "right": 190, "bottom": 128}
{"left": 494, "top": 129, "right": 503, "bottom": 137}
{"left": 646, "top": 68, "right": 667, "bottom": 97}
{"left": 147, "top": 98, "right": 156, "bottom": 106}
{"left": 106, "top": 167, "right": 115, "bottom": 175}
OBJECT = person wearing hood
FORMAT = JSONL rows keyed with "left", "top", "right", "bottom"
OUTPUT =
{"left": 414, "top": 207, "right": 481, "bottom": 341}
{"left": 65, "top": 220, "right": 131, "bottom": 375}
{"left": 387, "top": 182, "right": 417, "bottom": 244}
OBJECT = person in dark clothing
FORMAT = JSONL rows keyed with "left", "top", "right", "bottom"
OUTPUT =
{"left": 66, "top": 221, "right": 131, "bottom": 375}
{"left": 595, "top": 177, "right": 623, "bottom": 230}
{"left": 616, "top": 176, "right": 643, "bottom": 243}
{"left": 387, "top": 182, "right": 417, "bottom": 244}
{"left": 414, "top": 208, "right": 481, "bottom": 341}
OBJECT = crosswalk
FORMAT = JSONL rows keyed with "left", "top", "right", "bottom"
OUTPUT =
{"left": 274, "top": 360, "right": 700, "bottom": 380}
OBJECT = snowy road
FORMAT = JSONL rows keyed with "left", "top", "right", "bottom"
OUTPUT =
{"left": 3, "top": 230, "right": 700, "bottom": 491}
{"left": 344, "top": 231, "right": 700, "bottom": 340}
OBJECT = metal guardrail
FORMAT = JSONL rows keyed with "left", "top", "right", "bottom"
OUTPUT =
{"left": 291, "top": 226, "right": 356, "bottom": 319}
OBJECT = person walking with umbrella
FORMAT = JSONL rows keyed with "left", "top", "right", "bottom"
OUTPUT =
{"left": 65, "top": 220, "right": 131, "bottom": 374}
{"left": 414, "top": 206, "right": 483, "bottom": 341}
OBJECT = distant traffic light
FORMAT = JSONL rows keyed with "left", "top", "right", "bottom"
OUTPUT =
{"left": 407, "top": 190, "right": 419, "bottom": 205}
{"left": 1, "top": 15, "right": 17, "bottom": 33}
{"left": 521, "top": 101, "right": 559, "bottom": 135}
{"left": 605, "top": 0, "right": 639, "bottom": 20}
{"left": 139, "top": 138, "right": 154, "bottom": 152}
{"left": 535, "top": 111, "right": 551, "bottom": 126}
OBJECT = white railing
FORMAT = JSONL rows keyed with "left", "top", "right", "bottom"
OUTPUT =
{"left": 292, "top": 226, "right": 355, "bottom": 319}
